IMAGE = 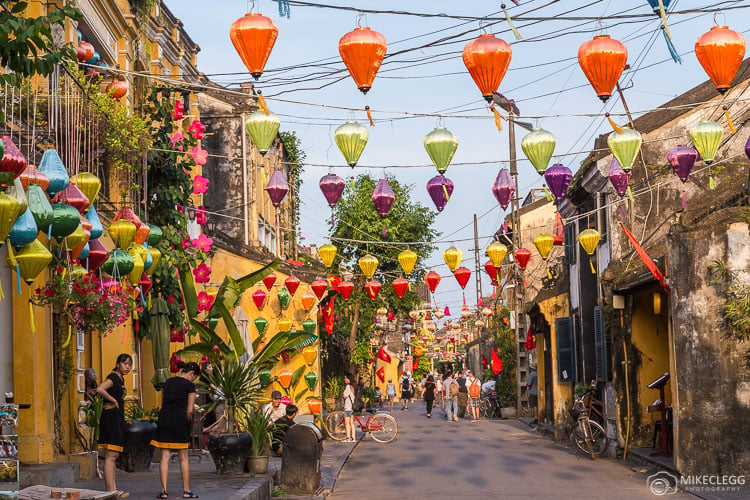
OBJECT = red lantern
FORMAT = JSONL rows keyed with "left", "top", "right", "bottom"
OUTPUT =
{"left": 262, "top": 273, "right": 276, "bottom": 290}
{"left": 139, "top": 272, "right": 152, "bottom": 296}
{"left": 77, "top": 42, "right": 95, "bottom": 63}
{"left": 284, "top": 274, "right": 300, "bottom": 295}
{"left": 424, "top": 270, "right": 441, "bottom": 293}
{"left": 310, "top": 279, "right": 328, "bottom": 300}
{"left": 484, "top": 260, "right": 498, "bottom": 281}
{"left": 453, "top": 266, "right": 471, "bottom": 290}
{"left": 229, "top": 12, "right": 279, "bottom": 80}
{"left": 52, "top": 184, "right": 89, "bottom": 215}
{"left": 252, "top": 288, "right": 267, "bottom": 310}
{"left": 695, "top": 25, "right": 746, "bottom": 94}
{"left": 578, "top": 34, "right": 628, "bottom": 102}
{"left": 337, "top": 280, "right": 354, "bottom": 300}
{"left": 514, "top": 248, "right": 532, "bottom": 270}
{"left": 106, "top": 80, "right": 128, "bottom": 99}
{"left": 86, "top": 239, "right": 108, "bottom": 272}
{"left": 365, "top": 279, "right": 381, "bottom": 300}
{"left": 462, "top": 34, "right": 512, "bottom": 102}
{"left": 392, "top": 277, "right": 409, "bottom": 299}
{"left": 338, "top": 26, "right": 387, "bottom": 94}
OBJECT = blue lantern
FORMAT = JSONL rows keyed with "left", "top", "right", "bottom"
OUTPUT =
{"left": 86, "top": 51, "right": 100, "bottom": 66}
{"left": 142, "top": 243, "right": 153, "bottom": 270}
{"left": 9, "top": 207, "right": 38, "bottom": 249}
{"left": 85, "top": 205, "right": 103, "bottom": 240}
{"left": 78, "top": 242, "right": 90, "bottom": 262}
{"left": 38, "top": 149, "right": 69, "bottom": 196}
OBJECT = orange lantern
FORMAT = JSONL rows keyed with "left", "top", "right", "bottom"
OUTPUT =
{"left": 307, "top": 399, "right": 322, "bottom": 414}
{"left": 106, "top": 80, "right": 128, "bottom": 99}
{"left": 695, "top": 25, "right": 746, "bottom": 94}
{"left": 462, "top": 33, "right": 512, "bottom": 103}
{"left": 229, "top": 12, "right": 279, "bottom": 80}
{"left": 278, "top": 369, "right": 293, "bottom": 389}
{"left": 365, "top": 279, "right": 381, "bottom": 300}
{"left": 301, "top": 290, "right": 316, "bottom": 311}
{"left": 577, "top": 34, "right": 628, "bottom": 102}
{"left": 338, "top": 26, "right": 387, "bottom": 94}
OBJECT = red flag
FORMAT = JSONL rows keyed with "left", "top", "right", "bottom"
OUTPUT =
{"left": 321, "top": 297, "right": 335, "bottom": 334}
{"left": 444, "top": 306, "right": 451, "bottom": 316}
{"left": 621, "top": 223, "right": 670, "bottom": 295}
{"left": 376, "top": 366, "right": 385, "bottom": 383}
{"left": 491, "top": 348, "right": 503, "bottom": 375}
{"left": 412, "top": 356, "right": 418, "bottom": 371}
{"left": 482, "top": 354, "right": 489, "bottom": 369}
{"left": 524, "top": 328, "right": 536, "bottom": 350}
{"left": 377, "top": 348, "right": 391, "bottom": 363}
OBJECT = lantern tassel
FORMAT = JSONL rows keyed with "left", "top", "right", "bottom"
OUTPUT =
{"left": 365, "top": 106, "right": 374, "bottom": 126}
{"left": 657, "top": 0, "right": 671, "bottom": 40}
{"left": 662, "top": 29, "right": 682, "bottom": 64}
{"left": 523, "top": 277, "right": 528, "bottom": 287}
{"left": 278, "top": 0, "right": 291, "bottom": 18}
{"left": 62, "top": 324, "right": 72, "bottom": 348}
{"left": 257, "top": 91, "right": 269, "bottom": 115}
{"left": 590, "top": 260, "right": 596, "bottom": 274}
{"left": 148, "top": 293, "right": 152, "bottom": 310}
{"left": 543, "top": 185, "right": 554, "bottom": 202}
{"left": 29, "top": 301, "right": 36, "bottom": 334}
{"left": 681, "top": 191, "right": 687, "bottom": 211}
{"left": 492, "top": 107, "right": 503, "bottom": 132}
{"left": 606, "top": 113, "right": 624, "bottom": 134}
{"left": 502, "top": 4, "right": 522, "bottom": 40}
{"left": 15, "top": 266, "right": 21, "bottom": 296}
{"left": 547, "top": 268, "right": 552, "bottom": 280}
{"left": 709, "top": 174, "right": 716, "bottom": 190}
{"left": 462, "top": 291, "right": 466, "bottom": 307}
{"left": 627, "top": 185, "right": 635, "bottom": 202}
{"left": 723, "top": 107, "right": 736, "bottom": 134}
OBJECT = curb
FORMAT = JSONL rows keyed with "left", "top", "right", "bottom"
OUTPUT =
{"left": 320, "top": 438, "right": 360, "bottom": 498}
{"left": 229, "top": 475, "right": 273, "bottom": 500}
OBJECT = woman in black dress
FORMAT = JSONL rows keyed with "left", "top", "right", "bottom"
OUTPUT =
{"left": 95, "top": 353, "right": 132, "bottom": 498}
{"left": 151, "top": 361, "right": 200, "bottom": 499}
{"left": 421, "top": 374, "right": 436, "bottom": 418}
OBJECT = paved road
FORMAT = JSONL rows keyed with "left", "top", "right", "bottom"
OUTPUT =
{"left": 329, "top": 402, "right": 692, "bottom": 499}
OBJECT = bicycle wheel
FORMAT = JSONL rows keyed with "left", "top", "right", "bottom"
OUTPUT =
{"left": 573, "top": 419, "right": 608, "bottom": 457}
{"left": 480, "top": 399, "right": 491, "bottom": 418}
{"left": 324, "top": 411, "right": 347, "bottom": 441}
{"left": 368, "top": 413, "right": 398, "bottom": 443}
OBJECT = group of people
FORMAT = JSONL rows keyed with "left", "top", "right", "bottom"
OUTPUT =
{"left": 262, "top": 390, "right": 299, "bottom": 455}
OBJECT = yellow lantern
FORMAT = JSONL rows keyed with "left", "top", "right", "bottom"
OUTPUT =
{"left": 578, "top": 228, "right": 601, "bottom": 274}
{"left": 486, "top": 241, "right": 508, "bottom": 268}
{"left": 653, "top": 292, "right": 662, "bottom": 315}
{"left": 302, "top": 346, "right": 317, "bottom": 366}
{"left": 442, "top": 245, "right": 462, "bottom": 272}
{"left": 71, "top": 172, "right": 101, "bottom": 209}
{"left": 408, "top": 310, "right": 419, "bottom": 320}
{"left": 8, "top": 239, "right": 52, "bottom": 285}
{"left": 108, "top": 220, "right": 136, "bottom": 249}
{"left": 278, "top": 318, "right": 293, "bottom": 333}
{"left": 461, "top": 308, "right": 472, "bottom": 319}
{"left": 533, "top": 233, "right": 555, "bottom": 261}
{"left": 146, "top": 246, "right": 162, "bottom": 276}
{"left": 474, "top": 319, "right": 485, "bottom": 328}
{"left": 127, "top": 245, "right": 145, "bottom": 287}
{"left": 358, "top": 253, "right": 378, "bottom": 279}
{"left": 318, "top": 243, "right": 337, "bottom": 268}
{"left": 398, "top": 249, "right": 417, "bottom": 275}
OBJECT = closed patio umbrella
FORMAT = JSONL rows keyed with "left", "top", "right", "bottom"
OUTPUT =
{"left": 150, "top": 296, "right": 170, "bottom": 390}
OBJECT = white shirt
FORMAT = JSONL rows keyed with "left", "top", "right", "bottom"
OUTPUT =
{"left": 343, "top": 384, "right": 355, "bottom": 411}
{"left": 262, "top": 402, "right": 287, "bottom": 422}
{"left": 466, "top": 376, "right": 480, "bottom": 396}
{"left": 482, "top": 380, "right": 496, "bottom": 393}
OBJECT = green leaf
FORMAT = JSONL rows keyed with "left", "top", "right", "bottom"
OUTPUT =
{"left": 290, "top": 364, "right": 306, "bottom": 390}
{"left": 189, "top": 318, "right": 229, "bottom": 355}
{"left": 11, "top": 2, "right": 29, "bottom": 14}
{"left": 236, "top": 260, "right": 280, "bottom": 294}
{"left": 253, "top": 331, "right": 291, "bottom": 366}
{"left": 178, "top": 266, "right": 199, "bottom": 319}
{"left": 215, "top": 301, "right": 246, "bottom": 359}
{"left": 177, "top": 342, "right": 220, "bottom": 357}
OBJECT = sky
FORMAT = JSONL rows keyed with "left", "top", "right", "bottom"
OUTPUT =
{"left": 166, "top": 0, "right": 750, "bottom": 313}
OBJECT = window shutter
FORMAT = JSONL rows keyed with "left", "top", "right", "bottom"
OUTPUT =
{"left": 594, "top": 306, "right": 608, "bottom": 381}
{"left": 564, "top": 223, "right": 577, "bottom": 265}
{"left": 556, "top": 317, "right": 574, "bottom": 382}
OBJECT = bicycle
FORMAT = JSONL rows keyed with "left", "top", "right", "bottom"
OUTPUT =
{"left": 324, "top": 408, "right": 398, "bottom": 443}
{"left": 480, "top": 391, "right": 500, "bottom": 418}
{"left": 570, "top": 381, "right": 608, "bottom": 459}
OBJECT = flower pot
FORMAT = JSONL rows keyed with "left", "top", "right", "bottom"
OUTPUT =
{"left": 501, "top": 407, "right": 518, "bottom": 419}
{"left": 247, "top": 455, "right": 269, "bottom": 474}
{"left": 116, "top": 420, "right": 157, "bottom": 472}
{"left": 207, "top": 432, "right": 252, "bottom": 475}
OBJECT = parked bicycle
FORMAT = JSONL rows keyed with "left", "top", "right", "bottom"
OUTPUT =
{"left": 324, "top": 408, "right": 398, "bottom": 444}
{"left": 480, "top": 390, "right": 501, "bottom": 418}
{"left": 570, "top": 380, "right": 608, "bottom": 459}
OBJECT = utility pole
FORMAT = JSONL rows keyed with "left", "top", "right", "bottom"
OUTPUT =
{"left": 473, "top": 213, "right": 482, "bottom": 306}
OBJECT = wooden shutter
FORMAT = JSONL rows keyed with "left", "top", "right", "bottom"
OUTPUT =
{"left": 556, "top": 317, "right": 574, "bottom": 383}
{"left": 594, "top": 306, "right": 608, "bottom": 381}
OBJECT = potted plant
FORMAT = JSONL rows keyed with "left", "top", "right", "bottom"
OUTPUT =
{"left": 324, "top": 377, "right": 342, "bottom": 410}
{"left": 117, "top": 402, "right": 159, "bottom": 472}
{"left": 242, "top": 409, "right": 273, "bottom": 474}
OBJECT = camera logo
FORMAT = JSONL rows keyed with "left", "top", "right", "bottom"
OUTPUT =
{"left": 648, "top": 471, "right": 679, "bottom": 496}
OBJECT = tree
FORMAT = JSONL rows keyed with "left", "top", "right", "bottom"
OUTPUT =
{"left": 321, "top": 174, "right": 438, "bottom": 378}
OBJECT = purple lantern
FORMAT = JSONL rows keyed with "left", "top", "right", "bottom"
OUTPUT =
{"left": 319, "top": 173, "right": 345, "bottom": 208}
{"left": 608, "top": 157, "right": 631, "bottom": 197}
{"left": 265, "top": 170, "right": 289, "bottom": 207}
{"left": 543, "top": 163, "right": 572, "bottom": 201}
{"left": 426, "top": 175, "right": 454, "bottom": 212}
{"left": 372, "top": 178, "right": 395, "bottom": 218}
{"left": 492, "top": 169, "right": 515, "bottom": 210}
{"left": 667, "top": 145, "right": 698, "bottom": 183}
{"left": 744, "top": 135, "right": 750, "bottom": 161}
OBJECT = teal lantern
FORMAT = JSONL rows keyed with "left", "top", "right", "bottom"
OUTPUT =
{"left": 47, "top": 202, "right": 81, "bottom": 241}
{"left": 38, "top": 149, "right": 69, "bottom": 196}
{"left": 259, "top": 369, "right": 272, "bottom": 388}
{"left": 254, "top": 317, "right": 268, "bottom": 336}
{"left": 147, "top": 224, "right": 163, "bottom": 246}
{"left": 334, "top": 120, "right": 369, "bottom": 167}
{"left": 277, "top": 287, "right": 291, "bottom": 310}
{"left": 689, "top": 120, "right": 723, "bottom": 165}
{"left": 245, "top": 109, "right": 280, "bottom": 155}
{"left": 304, "top": 371, "right": 319, "bottom": 392}
{"left": 521, "top": 128, "right": 556, "bottom": 175}
{"left": 142, "top": 243, "right": 153, "bottom": 270}
{"left": 85, "top": 205, "right": 103, "bottom": 240}
{"left": 423, "top": 126, "right": 458, "bottom": 175}
{"left": 28, "top": 184, "right": 53, "bottom": 232}
{"left": 102, "top": 248, "right": 135, "bottom": 277}
{"left": 9, "top": 207, "right": 38, "bottom": 249}
{"left": 302, "top": 318, "right": 316, "bottom": 335}
{"left": 607, "top": 128, "right": 642, "bottom": 172}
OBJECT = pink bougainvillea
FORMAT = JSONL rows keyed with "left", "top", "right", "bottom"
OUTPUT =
{"left": 192, "top": 233, "right": 214, "bottom": 253}
{"left": 195, "top": 206, "right": 207, "bottom": 225}
{"left": 193, "top": 262, "right": 211, "bottom": 283}
{"left": 169, "top": 132, "right": 184, "bottom": 151}
{"left": 193, "top": 175, "right": 209, "bottom": 194}
{"left": 172, "top": 100, "right": 184, "bottom": 120}
{"left": 188, "top": 120, "right": 205, "bottom": 140}
{"left": 197, "top": 291, "right": 214, "bottom": 311}
{"left": 188, "top": 146, "right": 208, "bottom": 166}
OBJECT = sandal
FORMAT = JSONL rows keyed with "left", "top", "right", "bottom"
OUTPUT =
{"left": 183, "top": 492, "right": 199, "bottom": 498}
{"left": 115, "top": 492, "right": 130, "bottom": 499}
{"left": 156, "top": 492, "right": 168, "bottom": 499}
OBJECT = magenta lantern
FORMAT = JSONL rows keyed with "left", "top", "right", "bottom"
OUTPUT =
{"left": 265, "top": 170, "right": 289, "bottom": 207}
{"left": 608, "top": 158, "right": 631, "bottom": 197}
{"left": 543, "top": 163, "right": 572, "bottom": 201}
{"left": 492, "top": 169, "right": 514, "bottom": 210}
{"left": 372, "top": 178, "right": 395, "bottom": 218}
{"left": 426, "top": 175, "right": 454, "bottom": 212}
{"left": 667, "top": 145, "right": 699, "bottom": 183}
{"left": 1, "top": 136, "right": 28, "bottom": 178}
{"left": 746, "top": 135, "right": 750, "bottom": 161}
{"left": 319, "top": 173, "right": 346, "bottom": 208}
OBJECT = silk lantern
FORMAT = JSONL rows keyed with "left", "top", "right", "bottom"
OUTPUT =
{"left": 301, "top": 346, "right": 317, "bottom": 367}
{"left": 106, "top": 80, "right": 128, "bottom": 99}
{"left": 19, "top": 165, "right": 50, "bottom": 191}
{"left": 10, "top": 239, "right": 52, "bottom": 285}
{"left": 424, "top": 127, "right": 458, "bottom": 174}
{"left": 318, "top": 243, "right": 337, "bottom": 268}
{"left": 668, "top": 145, "right": 699, "bottom": 182}
{"left": 514, "top": 248, "right": 532, "bottom": 270}
{"left": 302, "top": 318, "right": 316, "bottom": 335}
{"left": 544, "top": 164, "right": 573, "bottom": 201}
{"left": 392, "top": 277, "right": 409, "bottom": 299}
{"left": 484, "top": 260, "right": 498, "bottom": 281}
{"left": 284, "top": 274, "right": 300, "bottom": 295}
{"left": 147, "top": 224, "right": 163, "bottom": 246}
{"left": 301, "top": 290, "right": 316, "bottom": 310}
{"left": 608, "top": 158, "right": 631, "bottom": 197}
{"left": 258, "top": 369, "right": 272, "bottom": 387}
{"left": 108, "top": 219, "right": 136, "bottom": 249}
{"left": 52, "top": 184, "right": 89, "bottom": 214}
{"left": 87, "top": 238, "right": 108, "bottom": 272}
{"left": 310, "top": 279, "right": 327, "bottom": 300}
{"left": 522, "top": 128, "right": 556, "bottom": 175}
{"left": 533, "top": 233, "right": 555, "bottom": 260}
{"left": 695, "top": 25, "right": 746, "bottom": 94}
{"left": 426, "top": 175, "right": 454, "bottom": 212}
{"left": 365, "top": 279, "right": 381, "bottom": 300}
{"left": 76, "top": 41, "right": 94, "bottom": 62}
{"left": 265, "top": 170, "right": 289, "bottom": 207}
{"left": 278, "top": 318, "right": 292, "bottom": 333}
{"left": 319, "top": 173, "right": 346, "bottom": 209}
{"left": 277, "top": 287, "right": 292, "bottom": 310}
{"left": 578, "top": 228, "right": 601, "bottom": 274}
{"left": 48, "top": 202, "right": 79, "bottom": 242}
{"left": 337, "top": 280, "right": 354, "bottom": 300}
{"left": 127, "top": 246, "right": 145, "bottom": 287}
{"left": 334, "top": 121, "right": 368, "bottom": 166}
{"left": 307, "top": 399, "right": 322, "bottom": 414}
{"left": 607, "top": 128, "right": 642, "bottom": 172}
{"left": 27, "top": 184, "right": 53, "bottom": 232}
{"left": 1, "top": 137, "right": 28, "bottom": 178}
{"left": 70, "top": 172, "right": 101, "bottom": 208}
{"left": 492, "top": 168, "right": 515, "bottom": 210}
{"left": 102, "top": 248, "right": 135, "bottom": 277}
{"left": 84, "top": 206, "right": 103, "bottom": 239}
{"left": 146, "top": 246, "right": 161, "bottom": 275}
{"left": 442, "top": 245, "right": 462, "bottom": 272}
{"left": 453, "top": 266, "right": 471, "bottom": 289}
{"left": 398, "top": 249, "right": 417, "bottom": 275}
{"left": 9, "top": 207, "right": 38, "bottom": 249}
{"left": 38, "top": 149, "right": 69, "bottom": 196}
{"left": 358, "top": 254, "right": 378, "bottom": 279}
{"left": 338, "top": 26, "right": 387, "bottom": 94}
{"left": 486, "top": 241, "right": 508, "bottom": 268}
{"left": 132, "top": 222, "right": 150, "bottom": 246}
{"left": 262, "top": 272, "right": 277, "bottom": 290}
{"left": 7, "top": 178, "right": 27, "bottom": 214}
{"left": 578, "top": 34, "right": 628, "bottom": 102}
{"left": 424, "top": 271, "right": 441, "bottom": 293}
{"left": 304, "top": 372, "right": 319, "bottom": 392}
{"left": 689, "top": 120, "right": 723, "bottom": 164}
{"left": 139, "top": 272, "right": 152, "bottom": 296}
{"left": 462, "top": 33, "right": 512, "bottom": 102}
{"left": 245, "top": 109, "right": 280, "bottom": 155}
{"left": 278, "top": 369, "right": 293, "bottom": 389}
{"left": 252, "top": 288, "right": 267, "bottom": 310}
{"left": 251, "top": 317, "right": 268, "bottom": 337}
{"left": 229, "top": 12, "right": 278, "bottom": 79}
{"left": 372, "top": 178, "right": 395, "bottom": 219}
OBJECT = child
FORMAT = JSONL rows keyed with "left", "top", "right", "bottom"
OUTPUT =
{"left": 374, "top": 387, "right": 383, "bottom": 408}
{"left": 386, "top": 379, "right": 396, "bottom": 412}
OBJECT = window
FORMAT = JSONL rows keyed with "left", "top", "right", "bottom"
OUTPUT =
{"left": 555, "top": 317, "right": 575, "bottom": 383}
{"left": 564, "top": 223, "right": 577, "bottom": 265}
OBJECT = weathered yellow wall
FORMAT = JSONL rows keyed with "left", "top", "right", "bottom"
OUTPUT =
{"left": 374, "top": 356, "right": 402, "bottom": 399}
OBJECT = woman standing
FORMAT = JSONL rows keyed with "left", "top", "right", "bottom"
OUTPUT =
{"left": 96, "top": 353, "right": 132, "bottom": 498}
{"left": 385, "top": 379, "right": 396, "bottom": 412}
{"left": 342, "top": 373, "right": 356, "bottom": 442}
{"left": 151, "top": 361, "right": 201, "bottom": 499}
{"left": 421, "top": 375, "right": 436, "bottom": 418}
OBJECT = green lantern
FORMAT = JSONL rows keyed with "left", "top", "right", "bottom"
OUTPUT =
{"left": 304, "top": 371, "right": 319, "bottom": 392}
{"left": 607, "top": 128, "right": 642, "bottom": 172}
{"left": 259, "top": 369, "right": 272, "bottom": 388}
{"left": 689, "top": 120, "right": 723, "bottom": 165}
{"left": 102, "top": 248, "right": 135, "bottom": 277}
{"left": 277, "top": 287, "right": 291, "bottom": 310}
{"left": 245, "top": 109, "right": 280, "bottom": 155}
{"left": 48, "top": 202, "right": 80, "bottom": 242}
{"left": 423, "top": 126, "right": 458, "bottom": 174}
{"left": 28, "top": 185, "right": 53, "bottom": 232}
{"left": 254, "top": 317, "right": 268, "bottom": 336}
{"left": 521, "top": 128, "right": 556, "bottom": 175}
{"left": 302, "top": 318, "right": 316, "bottom": 335}
{"left": 147, "top": 224, "right": 163, "bottom": 246}
{"left": 334, "top": 120, "right": 369, "bottom": 167}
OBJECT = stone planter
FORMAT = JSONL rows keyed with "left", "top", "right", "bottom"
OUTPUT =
{"left": 116, "top": 421, "right": 156, "bottom": 472}
{"left": 247, "top": 455, "right": 269, "bottom": 474}
{"left": 501, "top": 407, "right": 518, "bottom": 419}
{"left": 207, "top": 432, "right": 252, "bottom": 475}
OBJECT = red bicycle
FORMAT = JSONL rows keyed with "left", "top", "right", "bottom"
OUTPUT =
{"left": 324, "top": 409, "right": 398, "bottom": 443}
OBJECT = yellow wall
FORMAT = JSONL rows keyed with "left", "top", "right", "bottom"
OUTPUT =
{"left": 373, "top": 355, "right": 402, "bottom": 399}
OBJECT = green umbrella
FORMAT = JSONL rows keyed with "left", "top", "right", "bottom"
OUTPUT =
{"left": 150, "top": 297, "right": 171, "bottom": 390}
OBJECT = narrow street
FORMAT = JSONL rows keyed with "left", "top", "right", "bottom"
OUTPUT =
{"left": 329, "top": 403, "right": 690, "bottom": 499}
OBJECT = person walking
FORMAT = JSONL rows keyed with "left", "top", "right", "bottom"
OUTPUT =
{"left": 400, "top": 372, "right": 412, "bottom": 410}
{"left": 456, "top": 370, "right": 469, "bottom": 418}
{"left": 465, "top": 370, "right": 481, "bottom": 422}
{"left": 435, "top": 374, "right": 443, "bottom": 408}
{"left": 151, "top": 361, "right": 201, "bottom": 499}
{"left": 443, "top": 372, "right": 459, "bottom": 422}
{"left": 342, "top": 373, "right": 356, "bottom": 442}
{"left": 386, "top": 379, "right": 396, "bottom": 412}
{"left": 95, "top": 353, "right": 132, "bottom": 498}
{"left": 421, "top": 375, "right": 436, "bottom": 418}
{"left": 527, "top": 364, "right": 539, "bottom": 426}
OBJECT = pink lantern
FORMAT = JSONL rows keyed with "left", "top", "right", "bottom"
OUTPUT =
{"left": 265, "top": 170, "right": 289, "bottom": 207}
{"left": 371, "top": 178, "right": 395, "bottom": 218}
{"left": 319, "top": 173, "right": 346, "bottom": 208}
{"left": 608, "top": 158, "right": 631, "bottom": 197}
{"left": 492, "top": 169, "right": 514, "bottom": 210}
{"left": 667, "top": 145, "right": 699, "bottom": 183}
{"left": 252, "top": 289, "right": 267, "bottom": 310}
{"left": 543, "top": 164, "right": 573, "bottom": 201}
{"left": 426, "top": 175, "right": 454, "bottom": 212}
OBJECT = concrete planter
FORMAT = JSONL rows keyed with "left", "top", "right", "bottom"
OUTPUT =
{"left": 501, "top": 407, "right": 518, "bottom": 419}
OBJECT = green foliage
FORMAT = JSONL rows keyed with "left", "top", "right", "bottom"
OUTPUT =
{"left": 279, "top": 131, "right": 305, "bottom": 247}
{"left": 412, "top": 356, "right": 431, "bottom": 381}
{"left": 325, "top": 376, "right": 342, "bottom": 401}
{"left": 199, "top": 359, "right": 261, "bottom": 433}
{"left": 241, "top": 409, "right": 273, "bottom": 457}
{"left": 487, "top": 307, "right": 517, "bottom": 407}
{"left": 360, "top": 385, "right": 375, "bottom": 407}
{"left": 77, "top": 395, "right": 103, "bottom": 451}
{"left": 350, "top": 337, "right": 372, "bottom": 368}
{"left": 710, "top": 260, "right": 750, "bottom": 341}
{"left": 124, "top": 401, "right": 160, "bottom": 423}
